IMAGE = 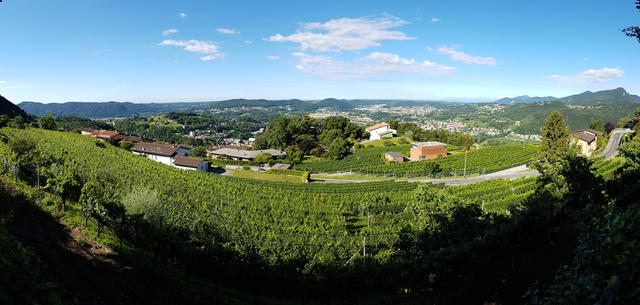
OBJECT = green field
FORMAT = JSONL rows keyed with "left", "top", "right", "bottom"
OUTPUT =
{"left": 297, "top": 143, "right": 539, "bottom": 176}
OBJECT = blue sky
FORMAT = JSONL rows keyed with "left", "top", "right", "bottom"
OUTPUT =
{"left": 1, "top": 0, "right": 639, "bottom": 103}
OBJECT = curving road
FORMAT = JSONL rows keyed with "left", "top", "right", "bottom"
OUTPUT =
{"left": 599, "top": 128, "right": 634, "bottom": 160}
{"left": 311, "top": 164, "right": 539, "bottom": 186}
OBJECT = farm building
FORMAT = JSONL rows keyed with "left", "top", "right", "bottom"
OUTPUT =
{"left": 570, "top": 128, "right": 603, "bottom": 157}
{"left": 385, "top": 152, "right": 405, "bottom": 163}
{"left": 410, "top": 142, "right": 447, "bottom": 161}
{"left": 366, "top": 122, "right": 396, "bottom": 140}
{"left": 210, "top": 147, "right": 286, "bottom": 161}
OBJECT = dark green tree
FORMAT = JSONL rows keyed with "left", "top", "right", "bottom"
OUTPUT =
{"left": 539, "top": 111, "right": 570, "bottom": 163}
{"left": 38, "top": 111, "right": 57, "bottom": 130}
{"left": 326, "top": 138, "right": 349, "bottom": 160}
{"left": 589, "top": 119, "right": 604, "bottom": 132}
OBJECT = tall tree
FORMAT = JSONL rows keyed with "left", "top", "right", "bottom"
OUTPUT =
{"left": 539, "top": 111, "right": 570, "bottom": 163}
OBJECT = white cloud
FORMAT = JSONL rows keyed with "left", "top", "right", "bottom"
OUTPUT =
{"left": 426, "top": 46, "right": 433, "bottom": 52}
{"left": 179, "top": 12, "right": 187, "bottom": 18}
{"left": 0, "top": 81, "right": 6, "bottom": 84}
{"left": 266, "top": 55, "right": 280, "bottom": 60}
{"left": 158, "top": 39, "right": 224, "bottom": 61}
{"left": 162, "top": 29, "right": 179, "bottom": 36}
{"left": 217, "top": 28, "right": 239, "bottom": 35}
{"left": 583, "top": 57, "right": 589, "bottom": 61}
{"left": 267, "top": 14, "right": 414, "bottom": 52}
{"left": 437, "top": 46, "right": 497, "bottom": 66}
{"left": 549, "top": 67, "right": 624, "bottom": 83}
{"left": 292, "top": 52, "right": 455, "bottom": 80}
{"left": 431, "top": 17, "right": 440, "bottom": 22}
{"left": 244, "top": 40, "right": 253, "bottom": 44}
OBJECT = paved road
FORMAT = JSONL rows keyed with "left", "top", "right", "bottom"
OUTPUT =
{"left": 598, "top": 128, "right": 634, "bottom": 160}
{"left": 313, "top": 164, "right": 539, "bottom": 185}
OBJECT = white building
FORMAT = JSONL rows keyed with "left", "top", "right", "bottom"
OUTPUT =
{"left": 366, "top": 122, "right": 396, "bottom": 140}
{"left": 173, "top": 155, "right": 208, "bottom": 171}
{"left": 131, "top": 142, "right": 178, "bottom": 166}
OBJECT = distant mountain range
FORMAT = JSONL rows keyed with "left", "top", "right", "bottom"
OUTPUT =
{"left": 494, "top": 87, "right": 640, "bottom": 105}
{"left": 17, "top": 101, "right": 215, "bottom": 119}
{"left": 493, "top": 95, "right": 557, "bottom": 104}
{"left": 15, "top": 87, "right": 640, "bottom": 119}
{"left": 0, "top": 95, "right": 29, "bottom": 118}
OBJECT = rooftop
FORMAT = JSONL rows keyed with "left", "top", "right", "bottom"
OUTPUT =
{"left": 365, "top": 122, "right": 389, "bottom": 131}
{"left": 412, "top": 141, "right": 446, "bottom": 147}
{"left": 211, "top": 148, "right": 286, "bottom": 159}
{"left": 385, "top": 152, "right": 405, "bottom": 158}
{"left": 570, "top": 129, "right": 602, "bottom": 144}
{"left": 173, "top": 156, "right": 205, "bottom": 168}
{"left": 131, "top": 142, "right": 178, "bottom": 157}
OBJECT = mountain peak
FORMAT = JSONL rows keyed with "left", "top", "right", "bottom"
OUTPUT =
{"left": 0, "top": 94, "right": 30, "bottom": 118}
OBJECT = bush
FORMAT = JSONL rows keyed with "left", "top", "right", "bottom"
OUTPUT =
{"left": 120, "top": 140, "right": 135, "bottom": 151}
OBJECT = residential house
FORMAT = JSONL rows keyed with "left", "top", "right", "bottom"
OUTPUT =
{"left": 385, "top": 152, "right": 405, "bottom": 163}
{"left": 91, "top": 130, "right": 119, "bottom": 140}
{"left": 570, "top": 129, "right": 604, "bottom": 157}
{"left": 366, "top": 122, "right": 396, "bottom": 140}
{"left": 410, "top": 142, "right": 447, "bottom": 161}
{"left": 80, "top": 128, "right": 95, "bottom": 136}
{"left": 270, "top": 163, "right": 292, "bottom": 170}
{"left": 130, "top": 142, "right": 179, "bottom": 166}
{"left": 173, "top": 155, "right": 208, "bottom": 171}
{"left": 210, "top": 147, "right": 286, "bottom": 161}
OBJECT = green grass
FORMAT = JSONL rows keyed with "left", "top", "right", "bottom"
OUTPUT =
{"left": 233, "top": 169, "right": 307, "bottom": 183}
{"left": 266, "top": 169, "right": 308, "bottom": 176}
{"left": 311, "top": 174, "right": 394, "bottom": 181}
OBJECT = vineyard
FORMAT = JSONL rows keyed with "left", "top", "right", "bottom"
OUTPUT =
{"left": 297, "top": 144, "right": 539, "bottom": 177}
{"left": 446, "top": 177, "right": 538, "bottom": 214}
{"left": 591, "top": 156, "right": 625, "bottom": 180}
{"left": 0, "top": 128, "right": 543, "bottom": 300}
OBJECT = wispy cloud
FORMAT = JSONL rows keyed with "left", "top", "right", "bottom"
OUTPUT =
{"left": 438, "top": 46, "right": 497, "bottom": 66}
{"left": 549, "top": 67, "right": 624, "bottom": 84}
{"left": 431, "top": 17, "right": 440, "bottom": 22}
{"left": 158, "top": 39, "right": 224, "bottom": 61}
{"left": 426, "top": 46, "right": 433, "bottom": 52}
{"left": 179, "top": 12, "right": 187, "bottom": 18}
{"left": 292, "top": 52, "right": 455, "bottom": 79}
{"left": 267, "top": 14, "right": 414, "bottom": 52}
{"left": 0, "top": 81, "right": 6, "bottom": 84}
{"left": 217, "top": 28, "right": 239, "bottom": 35}
{"left": 266, "top": 55, "right": 280, "bottom": 60}
{"left": 244, "top": 40, "right": 253, "bottom": 44}
{"left": 162, "top": 29, "right": 179, "bottom": 36}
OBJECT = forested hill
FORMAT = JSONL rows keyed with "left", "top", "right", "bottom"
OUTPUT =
{"left": 18, "top": 101, "right": 214, "bottom": 119}
{"left": 503, "top": 100, "right": 638, "bottom": 134}
{"left": 558, "top": 87, "right": 640, "bottom": 105}
{"left": 211, "top": 98, "right": 306, "bottom": 109}
{"left": 493, "top": 95, "right": 557, "bottom": 104}
{"left": 0, "top": 95, "right": 28, "bottom": 118}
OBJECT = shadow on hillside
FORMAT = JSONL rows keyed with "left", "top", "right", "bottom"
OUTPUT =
{"left": 4, "top": 191, "right": 196, "bottom": 305}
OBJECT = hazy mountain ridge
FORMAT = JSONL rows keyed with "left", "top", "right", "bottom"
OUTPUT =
{"left": 17, "top": 88, "right": 640, "bottom": 119}
{"left": 18, "top": 101, "right": 212, "bottom": 119}
{"left": 493, "top": 95, "right": 557, "bottom": 104}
